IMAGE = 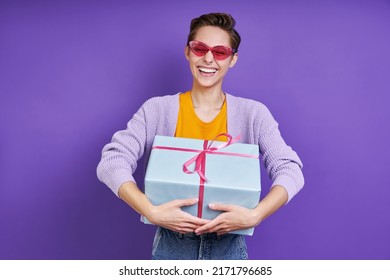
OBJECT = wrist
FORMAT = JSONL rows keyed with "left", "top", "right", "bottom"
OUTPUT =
{"left": 142, "top": 202, "right": 156, "bottom": 221}
{"left": 252, "top": 206, "right": 265, "bottom": 226}
{"left": 118, "top": 181, "right": 158, "bottom": 221}
{"left": 252, "top": 185, "right": 288, "bottom": 225}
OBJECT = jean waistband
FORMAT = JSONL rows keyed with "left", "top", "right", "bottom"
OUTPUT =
{"left": 172, "top": 229, "right": 225, "bottom": 240}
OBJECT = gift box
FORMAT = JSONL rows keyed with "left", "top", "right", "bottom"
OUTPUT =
{"left": 143, "top": 135, "right": 261, "bottom": 235}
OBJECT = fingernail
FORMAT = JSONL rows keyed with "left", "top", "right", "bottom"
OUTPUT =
{"left": 209, "top": 203, "right": 214, "bottom": 208}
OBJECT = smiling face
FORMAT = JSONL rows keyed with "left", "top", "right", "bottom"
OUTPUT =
{"left": 185, "top": 25, "right": 238, "bottom": 91}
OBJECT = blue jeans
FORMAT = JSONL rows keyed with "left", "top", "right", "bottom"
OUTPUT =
{"left": 151, "top": 227, "right": 248, "bottom": 260}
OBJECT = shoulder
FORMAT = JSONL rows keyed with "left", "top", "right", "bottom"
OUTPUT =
{"left": 134, "top": 93, "right": 180, "bottom": 135}
{"left": 141, "top": 92, "right": 180, "bottom": 108}
{"left": 226, "top": 93, "right": 271, "bottom": 115}
{"left": 136, "top": 93, "right": 181, "bottom": 116}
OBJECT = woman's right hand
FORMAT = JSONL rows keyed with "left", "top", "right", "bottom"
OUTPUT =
{"left": 118, "top": 182, "right": 207, "bottom": 234}
{"left": 146, "top": 198, "right": 209, "bottom": 234}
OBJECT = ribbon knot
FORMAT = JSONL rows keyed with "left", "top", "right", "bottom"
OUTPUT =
{"left": 182, "top": 133, "right": 240, "bottom": 182}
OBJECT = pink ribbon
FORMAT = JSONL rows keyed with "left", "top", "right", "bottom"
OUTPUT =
{"left": 182, "top": 133, "right": 240, "bottom": 181}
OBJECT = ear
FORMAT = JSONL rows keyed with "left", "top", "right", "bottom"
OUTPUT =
{"left": 184, "top": 46, "right": 190, "bottom": 61}
{"left": 229, "top": 53, "right": 238, "bottom": 68}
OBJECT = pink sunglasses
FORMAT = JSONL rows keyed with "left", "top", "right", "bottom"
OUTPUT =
{"left": 188, "top": 41, "right": 236, "bottom": 60}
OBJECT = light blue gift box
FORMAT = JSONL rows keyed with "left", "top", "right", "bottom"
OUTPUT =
{"left": 143, "top": 135, "right": 261, "bottom": 235}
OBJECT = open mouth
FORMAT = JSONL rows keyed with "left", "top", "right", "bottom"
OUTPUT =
{"left": 198, "top": 67, "right": 217, "bottom": 74}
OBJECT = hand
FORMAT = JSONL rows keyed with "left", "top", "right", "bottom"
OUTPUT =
{"left": 194, "top": 203, "right": 260, "bottom": 235}
{"left": 147, "top": 198, "right": 209, "bottom": 234}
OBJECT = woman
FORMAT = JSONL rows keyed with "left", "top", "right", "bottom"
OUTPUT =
{"left": 97, "top": 13, "right": 304, "bottom": 260}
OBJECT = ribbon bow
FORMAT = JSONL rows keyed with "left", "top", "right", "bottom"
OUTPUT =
{"left": 182, "top": 133, "right": 240, "bottom": 182}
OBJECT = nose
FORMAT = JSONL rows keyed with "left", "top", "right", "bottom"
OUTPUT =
{"left": 203, "top": 50, "right": 215, "bottom": 63}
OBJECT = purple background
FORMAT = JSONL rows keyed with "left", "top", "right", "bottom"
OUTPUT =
{"left": 1, "top": 0, "right": 389, "bottom": 260}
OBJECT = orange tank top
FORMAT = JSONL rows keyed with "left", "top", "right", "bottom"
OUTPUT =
{"left": 175, "top": 91, "right": 227, "bottom": 142}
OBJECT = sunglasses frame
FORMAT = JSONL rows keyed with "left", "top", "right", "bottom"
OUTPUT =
{"left": 188, "top": 41, "right": 236, "bottom": 60}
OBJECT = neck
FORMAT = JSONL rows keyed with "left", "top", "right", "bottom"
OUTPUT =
{"left": 190, "top": 84, "right": 225, "bottom": 110}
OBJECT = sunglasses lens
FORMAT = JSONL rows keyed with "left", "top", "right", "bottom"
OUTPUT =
{"left": 212, "top": 46, "right": 231, "bottom": 60}
{"left": 190, "top": 42, "right": 209, "bottom": 56}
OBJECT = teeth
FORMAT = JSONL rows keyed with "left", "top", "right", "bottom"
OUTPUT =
{"left": 199, "top": 67, "right": 217, "bottom": 73}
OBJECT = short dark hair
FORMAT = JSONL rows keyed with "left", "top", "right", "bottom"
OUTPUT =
{"left": 187, "top": 13, "right": 241, "bottom": 53}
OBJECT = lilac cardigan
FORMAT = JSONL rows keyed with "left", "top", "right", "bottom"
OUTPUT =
{"left": 97, "top": 92, "right": 304, "bottom": 203}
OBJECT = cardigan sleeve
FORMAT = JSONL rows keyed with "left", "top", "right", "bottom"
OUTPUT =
{"left": 257, "top": 104, "right": 304, "bottom": 203}
{"left": 96, "top": 94, "right": 180, "bottom": 197}
{"left": 96, "top": 104, "right": 148, "bottom": 197}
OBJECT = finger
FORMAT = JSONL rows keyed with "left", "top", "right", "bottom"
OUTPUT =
{"left": 175, "top": 225, "right": 199, "bottom": 233}
{"left": 213, "top": 223, "right": 233, "bottom": 235}
{"left": 195, "top": 218, "right": 222, "bottom": 235}
{"left": 217, "top": 230, "right": 229, "bottom": 235}
{"left": 163, "top": 219, "right": 201, "bottom": 232}
{"left": 180, "top": 212, "right": 210, "bottom": 226}
{"left": 197, "top": 224, "right": 226, "bottom": 235}
{"left": 209, "top": 203, "right": 234, "bottom": 212}
{"left": 167, "top": 227, "right": 194, "bottom": 234}
{"left": 170, "top": 222, "right": 211, "bottom": 234}
{"left": 172, "top": 198, "right": 199, "bottom": 207}
{"left": 177, "top": 220, "right": 209, "bottom": 230}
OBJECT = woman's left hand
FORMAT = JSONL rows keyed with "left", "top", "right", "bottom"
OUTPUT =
{"left": 194, "top": 203, "right": 260, "bottom": 235}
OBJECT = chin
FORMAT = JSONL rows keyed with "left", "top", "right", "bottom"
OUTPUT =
{"left": 195, "top": 78, "right": 223, "bottom": 89}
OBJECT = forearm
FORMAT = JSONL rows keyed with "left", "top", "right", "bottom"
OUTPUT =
{"left": 253, "top": 185, "right": 288, "bottom": 225}
{"left": 118, "top": 181, "right": 155, "bottom": 220}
